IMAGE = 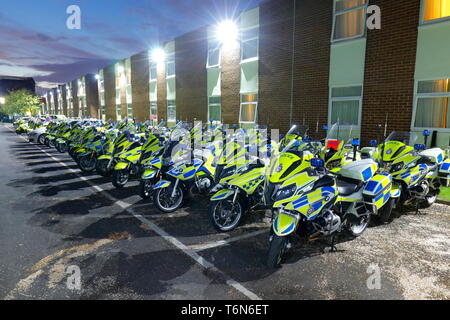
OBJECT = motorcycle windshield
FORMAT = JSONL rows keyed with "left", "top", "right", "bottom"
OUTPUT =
{"left": 385, "top": 131, "right": 417, "bottom": 146}
{"left": 325, "top": 123, "right": 354, "bottom": 150}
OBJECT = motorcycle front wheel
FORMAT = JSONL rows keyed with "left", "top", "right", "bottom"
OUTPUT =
{"left": 112, "top": 169, "right": 129, "bottom": 188}
{"left": 59, "top": 143, "right": 68, "bottom": 153}
{"left": 153, "top": 185, "right": 183, "bottom": 213}
{"left": 139, "top": 179, "right": 153, "bottom": 199}
{"left": 267, "top": 235, "right": 289, "bottom": 268}
{"left": 78, "top": 155, "right": 97, "bottom": 172}
{"left": 346, "top": 214, "right": 370, "bottom": 237}
{"left": 96, "top": 159, "right": 111, "bottom": 177}
{"left": 38, "top": 134, "right": 46, "bottom": 145}
{"left": 48, "top": 139, "right": 56, "bottom": 148}
{"left": 208, "top": 199, "right": 243, "bottom": 232}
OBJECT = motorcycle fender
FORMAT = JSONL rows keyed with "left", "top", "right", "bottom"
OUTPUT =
{"left": 273, "top": 213, "right": 298, "bottom": 237}
{"left": 390, "top": 185, "right": 401, "bottom": 198}
{"left": 98, "top": 154, "right": 112, "bottom": 160}
{"left": 141, "top": 169, "right": 156, "bottom": 180}
{"left": 211, "top": 189, "right": 234, "bottom": 201}
{"left": 114, "top": 162, "right": 129, "bottom": 170}
{"left": 153, "top": 180, "right": 171, "bottom": 189}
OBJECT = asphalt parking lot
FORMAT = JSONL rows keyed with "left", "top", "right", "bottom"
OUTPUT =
{"left": 0, "top": 123, "right": 449, "bottom": 300}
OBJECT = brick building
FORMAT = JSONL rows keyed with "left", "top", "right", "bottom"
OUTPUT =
{"left": 44, "top": 0, "right": 450, "bottom": 148}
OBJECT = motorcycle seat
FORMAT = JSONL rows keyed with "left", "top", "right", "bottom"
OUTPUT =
{"left": 336, "top": 177, "right": 362, "bottom": 196}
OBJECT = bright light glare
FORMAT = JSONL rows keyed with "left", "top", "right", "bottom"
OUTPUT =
{"left": 95, "top": 74, "right": 100, "bottom": 80}
{"left": 117, "top": 65, "right": 124, "bottom": 73}
{"left": 216, "top": 20, "right": 238, "bottom": 44}
{"left": 0, "top": 97, "right": 5, "bottom": 104}
{"left": 151, "top": 48, "right": 165, "bottom": 63}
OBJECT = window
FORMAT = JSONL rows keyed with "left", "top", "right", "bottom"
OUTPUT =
{"left": 422, "top": 0, "right": 450, "bottom": 23}
{"left": 208, "top": 96, "right": 221, "bottom": 122}
{"left": 241, "top": 27, "right": 259, "bottom": 61}
{"left": 240, "top": 93, "right": 258, "bottom": 123}
{"left": 150, "top": 63, "right": 157, "bottom": 81}
{"left": 414, "top": 79, "right": 450, "bottom": 129}
{"left": 150, "top": 101, "right": 158, "bottom": 122}
{"left": 332, "top": 0, "right": 368, "bottom": 41}
{"left": 166, "top": 54, "right": 175, "bottom": 78}
{"left": 330, "top": 86, "right": 362, "bottom": 126}
{"left": 167, "top": 100, "right": 176, "bottom": 121}
{"left": 207, "top": 41, "right": 221, "bottom": 68}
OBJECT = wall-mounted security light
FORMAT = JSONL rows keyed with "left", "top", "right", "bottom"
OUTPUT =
{"left": 216, "top": 20, "right": 238, "bottom": 45}
{"left": 151, "top": 48, "right": 165, "bottom": 64}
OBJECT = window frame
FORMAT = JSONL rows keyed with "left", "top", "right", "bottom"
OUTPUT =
{"left": 239, "top": 93, "right": 258, "bottom": 124}
{"left": 166, "top": 53, "right": 176, "bottom": 78}
{"left": 411, "top": 77, "right": 450, "bottom": 132}
{"left": 331, "top": 0, "right": 368, "bottom": 43}
{"left": 207, "top": 42, "right": 221, "bottom": 68}
{"left": 328, "top": 84, "right": 364, "bottom": 128}
{"left": 208, "top": 96, "right": 222, "bottom": 122}
{"left": 420, "top": 0, "right": 450, "bottom": 25}
{"left": 149, "top": 63, "right": 158, "bottom": 82}
{"left": 167, "top": 99, "right": 176, "bottom": 122}
{"left": 240, "top": 26, "right": 259, "bottom": 63}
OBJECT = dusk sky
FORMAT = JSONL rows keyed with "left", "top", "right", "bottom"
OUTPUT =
{"left": 0, "top": 0, "right": 263, "bottom": 95}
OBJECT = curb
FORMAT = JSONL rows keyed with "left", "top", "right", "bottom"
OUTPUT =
{"left": 437, "top": 199, "right": 450, "bottom": 206}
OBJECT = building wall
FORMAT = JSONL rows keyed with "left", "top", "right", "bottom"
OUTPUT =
{"left": 85, "top": 73, "right": 99, "bottom": 118}
{"left": 131, "top": 50, "right": 150, "bottom": 122}
{"left": 71, "top": 79, "right": 79, "bottom": 118}
{"left": 61, "top": 85, "right": 68, "bottom": 116}
{"left": 220, "top": 40, "right": 241, "bottom": 126}
{"left": 52, "top": 88, "right": 59, "bottom": 115}
{"left": 292, "top": 0, "right": 333, "bottom": 139}
{"left": 259, "top": 0, "right": 295, "bottom": 132}
{"left": 103, "top": 64, "right": 117, "bottom": 121}
{"left": 361, "top": 0, "right": 421, "bottom": 145}
{"left": 175, "top": 27, "right": 208, "bottom": 122}
{"left": 156, "top": 53, "right": 167, "bottom": 122}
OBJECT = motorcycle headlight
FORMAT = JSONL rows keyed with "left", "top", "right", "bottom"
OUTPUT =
{"left": 390, "top": 162, "right": 404, "bottom": 174}
{"left": 274, "top": 184, "right": 296, "bottom": 201}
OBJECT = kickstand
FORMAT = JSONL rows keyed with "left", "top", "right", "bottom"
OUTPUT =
{"left": 415, "top": 201, "right": 425, "bottom": 215}
{"left": 329, "top": 235, "right": 338, "bottom": 253}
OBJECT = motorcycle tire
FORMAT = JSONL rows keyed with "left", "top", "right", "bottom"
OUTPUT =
{"left": 112, "top": 169, "right": 129, "bottom": 188}
{"left": 153, "top": 185, "right": 184, "bottom": 213}
{"left": 378, "top": 198, "right": 395, "bottom": 224}
{"left": 38, "top": 134, "right": 46, "bottom": 145}
{"left": 346, "top": 214, "right": 370, "bottom": 237}
{"left": 48, "top": 139, "right": 56, "bottom": 148}
{"left": 96, "top": 159, "right": 111, "bottom": 177}
{"left": 420, "top": 191, "right": 438, "bottom": 209}
{"left": 208, "top": 199, "right": 243, "bottom": 233}
{"left": 59, "top": 143, "right": 68, "bottom": 153}
{"left": 267, "top": 235, "right": 289, "bottom": 269}
{"left": 78, "top": 155, "right": 97, "bottom": 172}
{"left": 139, "top": 179, "right": 153, "bottom": 199}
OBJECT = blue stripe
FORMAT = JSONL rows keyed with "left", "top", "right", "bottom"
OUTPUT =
{"left": 442, "top": 163, "right": 450, "bottom": 171}
{"left": 281, "top": 223, "right": 294, "bottom": 235}
{"left": 361, "top": 167, "right": 373, "bottom": 181}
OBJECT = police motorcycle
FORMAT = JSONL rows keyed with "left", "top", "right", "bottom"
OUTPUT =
{"left": 151, "top": 121, "right": 217, "bottom": 213}
{"left": 361, "top": 130, "right": 450, "bottom": 222}
{"left": 76, "top": 128, "right": 118, "bottom": 172}
{"left": 266, "top": 145, "right": 399, "bottom": 268}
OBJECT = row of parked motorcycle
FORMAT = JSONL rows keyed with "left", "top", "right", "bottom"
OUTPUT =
{"left": 13, "top": 116, "right": 450, "bottom": 268}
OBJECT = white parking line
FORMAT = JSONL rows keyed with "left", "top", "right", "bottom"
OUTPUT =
{"left": 189, "top": 229, "right": 267, "bottom": 252}
{"left": 6, "top": 125, "right": 262, "bottom": 300}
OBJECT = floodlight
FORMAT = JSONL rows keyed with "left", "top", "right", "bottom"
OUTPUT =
{"left": 216, "top": 20, "right": 238, "bottom": 45}
{"left": 151, "top": 48, "right": 165, "bottom": 64}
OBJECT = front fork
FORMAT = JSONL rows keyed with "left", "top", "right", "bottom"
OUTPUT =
{"left": 171, "top": 179, "right": 180, "bottom": 198}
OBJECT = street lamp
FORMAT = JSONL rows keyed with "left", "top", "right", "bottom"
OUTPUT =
{"left": 216, "top": 20, "right": 239, "bottom": 45}
{"left": 151, "top": 48, "right": 165, "bottom": 64}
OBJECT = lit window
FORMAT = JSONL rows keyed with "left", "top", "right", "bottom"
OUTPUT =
{"left": 150, "top": 63, "right": 157, "bottom": 81}
{"left": 332, "top": 0, "right": 368, "bottom": 41}
{"left": 240, "top": 93, "right": 258, "bottom": 123}
{"left": 167, "top": 100, "right": 176, "bottom": 121}
{"left": 423, "top": 0, "right": 450, "bottom": 22}
{"left": 166, "top": 54, "right": 175, "bottom": 77}
{"left": 330, "top": 86, "right": 362, "bottom": 126}
{"left": 241, "top": 27, "right": 259, "bottom": 61}
{"left": 207, "top": 41, "right": 221, "bottom": 68}
{"left": 150, "top": 101, "right": 158, "bottom": 122}
{"left": 414, "top": 79, "right": 450, "bottom": 128}
{"left": 208, "top": 96, "right": 221, "bottom": 121}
